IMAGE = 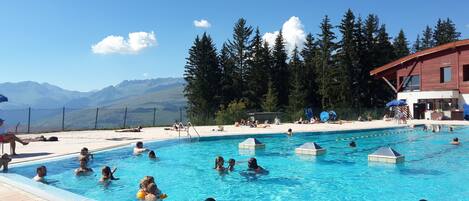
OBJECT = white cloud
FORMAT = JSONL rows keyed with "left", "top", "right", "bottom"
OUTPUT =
{"left": 91, "top": 31, "right": 157, "bottom": 54}
{"left": 142, "top": 73, "right": 149, "bottom": 77}
{"left": 194, "top": 19, "right": 211, "bottom": 28}
{"left": 262, "top": 16, "right": 306, "bottom": 53}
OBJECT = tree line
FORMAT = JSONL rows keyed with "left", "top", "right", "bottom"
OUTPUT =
{"left": 184, "top": 9, "right": 461, "bottom": 123}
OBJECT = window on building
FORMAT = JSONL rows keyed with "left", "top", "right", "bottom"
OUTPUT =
{"left": 440, "top": 66, "right": 452, "bottom": 83}
{"left": 399, "top": 75, "right": 420, "bottom": 91}
{"left": 463, "top": 65, "right": 469, "bottom": 81}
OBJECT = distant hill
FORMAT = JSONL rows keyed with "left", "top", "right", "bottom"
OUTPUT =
{"left": 0, "top": 78, "right": 186, "bottom": 109}
{"left": 0, "top": 78, "right": 187, "bottom": 132}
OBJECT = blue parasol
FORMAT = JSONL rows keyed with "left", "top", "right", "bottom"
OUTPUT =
{"left": 0, "top": 94, "right": 7, "bottom": 103}
{"left": 385, "top": 99, "right": 406, "bottom": 107}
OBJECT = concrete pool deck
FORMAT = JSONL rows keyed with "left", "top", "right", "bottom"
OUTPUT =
{"left": 1, "top": 119, "right": 468, "bottom": 200}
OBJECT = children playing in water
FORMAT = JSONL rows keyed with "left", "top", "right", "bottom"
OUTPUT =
{"left": 136, "top": 176, "right": 167, "bottom": 201}
{"left": 34, "top": 166, "right": 47, "bottom": 183}
{"left": 100, "top": 166, "right": 118, "bottom": 184}
{"left": 214, "top": 156, "right": 226, "bottom": 172}
{"left": 0, "top": 153, "right": 12, "bottom": 172}
{"left": 75, "top": 157, "right": 93, "bottom": 176}
{"left": 134, "top": 141, "right": 148, "bottom": 155}
{"left": 79, "top": 147, "right": 93, "bottom": 161}
{"left": 148, "top": 150, "right": 158, "bottom": 160}
{"left": 228, "top": 158, "right": 236, "bottom": 171}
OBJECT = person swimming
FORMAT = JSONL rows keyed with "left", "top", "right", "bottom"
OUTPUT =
{"left": 148, "top": 150, "right": 158, "bottom": 159}
{"left": 451, "top": 137, "right": 460, "bottom": 145}
{"left": 79, "top": 147, "right": 93, "bottom": 161}
{"left": 34, "top": 166, "right": 47, "bottom": 183}
{"left": 228, "top": 158, "right": 236, "bottom": 171}
{"left": 287, "top": 128, "right": 293, "bottom": 136}
{"left": 349, "top": 141, "right": 356, "bottom": 148}
{"left": 100, "top": 166, "right": 118, "bottom": 184}
{"left": 75, "top": 157, "right": 93, "bottom": 176}
{"left": 214, "top": 156, "right": 226, "bottom": 171}
{"left": 247, "top": 158, "right": 267, "bottom": 174}
{"left": 134, "top": 141, "right": 148, "bottom": 155}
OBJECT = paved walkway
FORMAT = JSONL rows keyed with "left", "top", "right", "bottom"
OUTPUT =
{"left": 1, "top": 120, "right": 467, "bottom": 200}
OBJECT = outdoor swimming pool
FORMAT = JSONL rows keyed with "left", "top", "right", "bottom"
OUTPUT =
{"left": 9, "top": 126, "right": 469, "bottom": 201}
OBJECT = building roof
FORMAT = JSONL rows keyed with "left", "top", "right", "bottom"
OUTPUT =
{"left": 370, "top": 39, "right": 469, "bottom": 76}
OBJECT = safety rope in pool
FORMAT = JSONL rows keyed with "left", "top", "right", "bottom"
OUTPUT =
{"left": 336, "top": 129, "right": 415, "bottom": 141}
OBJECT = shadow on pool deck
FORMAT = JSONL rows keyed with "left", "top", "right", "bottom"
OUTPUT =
{"left": 12, "top": 152, "right": 52, "bottom": 159}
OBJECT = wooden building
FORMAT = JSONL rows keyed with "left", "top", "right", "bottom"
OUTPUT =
{"left": 370, "top": 39, "right": 469, "bottom": 119}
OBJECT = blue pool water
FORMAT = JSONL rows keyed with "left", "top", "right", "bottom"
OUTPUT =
{"left": 10, "top": 126, "right": 469, "bottom": 201}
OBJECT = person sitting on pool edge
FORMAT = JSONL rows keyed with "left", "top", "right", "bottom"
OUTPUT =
{"left": 100, "top": 166, "right": 118, "bottom": 184}
{"left": 75, "top": 157, "right": 93, "bottom": 176}
{"left": 34, "top": 165, "right": 47, "bottom": 183}
{"left": 247, "top": 158, "right": 268, "bottom": 174}
{"left": 451, "top": 137, "right": 460, "bottom": 145}
{"left": 228, "top": 158, "right": 236, "bottom": 171}
{"left": 214, "top": 156, "right": 226, "bottom": 171}
{"left": 148, "top": 150, "right": 158, "bottom": 160}
{"left": 134, "top": 141, "right": 148, "bottom": 155}
{"left": 349, "top": 141, "right": 356, "bottom": 148}
{"left": 79, "top": 147, "right": 93, "bottom": 161}
{"left": 0, "top": 153, "right": 12, "bottom": 172}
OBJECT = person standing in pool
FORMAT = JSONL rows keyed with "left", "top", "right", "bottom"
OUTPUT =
{"left": 134, "top": 141, "right": 148, "bottom": 155}
{"left": 247, "top": 158, "right": 268, "bottom": 174}
{"left": 214, "top": 156, "right": 226, "bottom": 172}
{"left": 34, "top": 166, "right": 47, "bottom": 183}
{"left": 100, "top": 166, "right": 118, "bottom": 184}
{"left": 287, "top": 128, "right": 293, "bottom": 136}
{"left": 79, "top": 147, "right": 93, "bottom": 161}
{"left": 75, "top": 157, "right": 93, "bottom": 176}
{"left": 228, "top": 158, "right": 236, "bottom": 171}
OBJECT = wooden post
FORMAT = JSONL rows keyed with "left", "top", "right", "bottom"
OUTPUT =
{"left": 94, "top": 108, "right": 99, "bottom": 129}
{"left": 62, "top": 107, "right": 65, "bottom": 131}
{"left": 153, "top": 107, "right": 156, "bottom": 127}
{"left": 27, "top": 107, "right": 31, "bottom": 133}
{"left": 123, "top": 107, "right": 128, "bottom": 128}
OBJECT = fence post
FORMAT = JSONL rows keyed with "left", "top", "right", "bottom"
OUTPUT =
{"left": 179, "top": 107, "right": 182, "bottom": 123}
{"left": 27, "top": 107, "right": 31, "bottom": 133}
{"left": 153, "top": 107, "right": 156, "bottom": 127}
{"left": 61, "top": 107, "right": 65, "bottom": 131}
{"left": 123, "top": 107, "right": 128, "bottom": 128}
{"left": 94, "top": 108, "right": 99, "bottom": 129}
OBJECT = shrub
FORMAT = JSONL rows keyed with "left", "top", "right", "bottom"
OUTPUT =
{"left": 215, "top": 100, "right": 248, "bottom": 125}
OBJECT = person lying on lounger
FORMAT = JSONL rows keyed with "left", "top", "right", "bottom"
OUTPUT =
{"left": 0, "top": 118, "right": 29, "bottom": 155}
{"left": 115, "top": 126, "right": 142, "bottom": 132}
{"left": 0, "top": 153, "right": 12, "bottom": 172}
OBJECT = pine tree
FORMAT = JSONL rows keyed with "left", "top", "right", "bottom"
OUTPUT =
{"left": 316, "top": 15, "right": 336, "bottom": 108}
{"left": 434, "top": 18, "right": 461, "bottom": 46}
{"left": 301, "top": 33, "right": 319, "bottom": 108}
{"left": 421, "top": 25, "right": 434, "bottom": 49}
{"left": 412, "top": 34, "right": 422, "bottom": 53}
{"left": 287, "top": 47, "right": 306, "bottom": 120}
{"left": 227, "top": 18, "right": 253, "bottom": 99}
{"left": 353, "top": 16, "right": 368, "bottom": 108}
{"left": 245, "top": 28, "right": 270, "bottom": 109}
{"left": 184, "top": 33, "right": 221, "bottom": 122}
{"left": 271, "top": 30, "right": 290, "bottom": 109}
{"left": 262, "top": 80, "right": 278, "bottom": 112}
{"left": 336, "top": 9, "right": 357, "bottom": 107}
{"left": 393, "top": 29, "right": 410, "bottom": 59}
{"left": 219, "top": 43, "right": 236, "bottom": 106}
{"left": 371, "top": 25, "right": 395, "bottom": 106}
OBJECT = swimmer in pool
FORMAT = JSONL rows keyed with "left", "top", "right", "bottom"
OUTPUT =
{"left": 247, "top": 158, "right": 267, "bottom": 174}
{"left": 134, "top": 141, "right": 148, "bottom": 155}
{"left": 451, "top": 137, "right": 460, "bottom": 145}
{"left": 75, "top": 157, "right": 93, "bottom": 176}
{"left": 79, "top": 147, "right": 93, "bottom": 161}
{"left": 228, "top": 158, "right": 236, "bottom": 171}
{"left": 214, "top": 156, "right": 226, "bottom": 171}
{"left": 287, "top": 128, "right": 293, "bottom": 136}
{"left": 100, "top": 166, "right": 118, "bottom": 184}
{"left": 34, "top": 166, "right": 47, "bottom": 183}
{"left": 349, "top": 141, "right": 356, "bottom": 148}
{"left": 148, "top": 150, "right": 158, "bottom": 159}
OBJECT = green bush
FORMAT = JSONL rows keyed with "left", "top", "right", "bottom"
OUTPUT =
{"left": 215, "top": 100, "right": 248, "bottom": 125}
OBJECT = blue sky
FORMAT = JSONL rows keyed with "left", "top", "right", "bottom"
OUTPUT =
{"left": 0, "top": 0, "right": 468, "bottom": 91}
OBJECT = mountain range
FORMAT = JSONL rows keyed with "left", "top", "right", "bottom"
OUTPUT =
{"left": 0, "top": 77, "right": 186, "bottom": 109}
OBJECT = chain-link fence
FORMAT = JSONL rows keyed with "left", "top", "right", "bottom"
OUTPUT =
{"left": 0, "top": 107, "right": 187, "bottom": 133}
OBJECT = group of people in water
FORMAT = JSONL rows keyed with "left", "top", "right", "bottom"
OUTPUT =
{"left": 214, "top": 156, "right": 268, "bottom": 176}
